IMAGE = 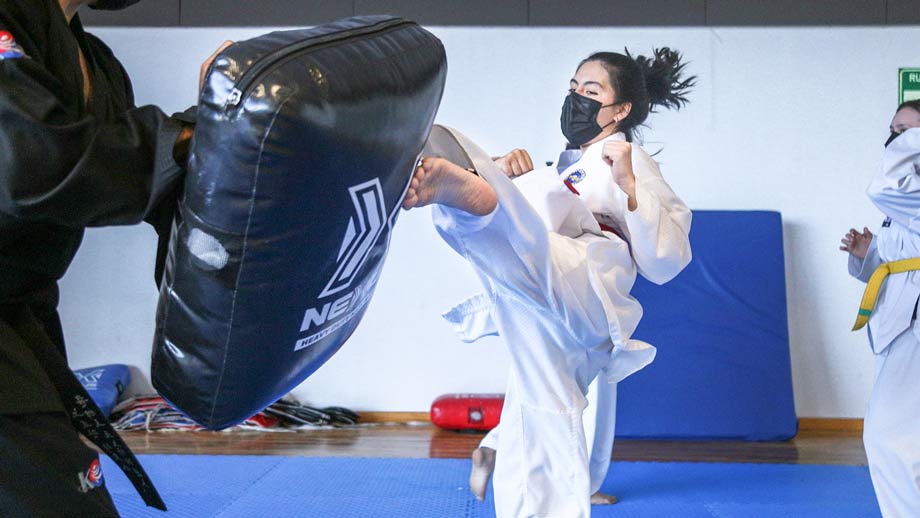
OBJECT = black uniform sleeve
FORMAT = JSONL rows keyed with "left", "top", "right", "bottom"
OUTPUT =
{"left": 0, "top": 50, "right": 185, "bottom": 228}
{"left": 102, "top": 48, "right": 196, "bottom": 284}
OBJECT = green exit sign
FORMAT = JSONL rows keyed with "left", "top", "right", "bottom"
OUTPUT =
{"left": 901, "top": 68, "right": 920, "bottom": 103}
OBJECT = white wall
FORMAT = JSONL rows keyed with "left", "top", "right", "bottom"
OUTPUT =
{"left": 60, "top": 25, "right": 920, "bottom": 418}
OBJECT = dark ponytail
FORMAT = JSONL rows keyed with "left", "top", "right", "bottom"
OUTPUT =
{"left": 581, "top": 47, "right": 695, "bottom": 141}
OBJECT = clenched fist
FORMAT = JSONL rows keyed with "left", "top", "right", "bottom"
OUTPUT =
{"left": 602, "top": 140, "right": 637, "bottom": 210}
{"left": 493, "top": 148, "right": 534, "bottom": 177}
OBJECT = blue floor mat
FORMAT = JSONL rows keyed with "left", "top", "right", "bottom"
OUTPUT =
{"left": 103, "top": 455, "right": 881, "bottom": 517}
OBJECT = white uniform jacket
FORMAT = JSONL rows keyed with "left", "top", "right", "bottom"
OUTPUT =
{"left": 850, "top": 128, "right": 920, "bottom": 354}
{"left": 442, "top": 132, "right": 692, "bottom": 383}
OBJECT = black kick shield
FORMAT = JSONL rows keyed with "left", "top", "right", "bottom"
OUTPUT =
{"left": 151, "top": 16, "right": 447, "bottom": 429}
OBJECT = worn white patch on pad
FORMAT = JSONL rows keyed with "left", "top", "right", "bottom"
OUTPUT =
{"left": 187, "top": 228, "right": 229, "bottom": 270}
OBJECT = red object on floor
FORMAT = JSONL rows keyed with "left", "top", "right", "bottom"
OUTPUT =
{"left": 430, "top": 394, "right": 504, "bottom": 431}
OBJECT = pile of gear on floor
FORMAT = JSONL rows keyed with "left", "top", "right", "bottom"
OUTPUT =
{"left": 75, "top": 364, "right": 359, "bottom": 432}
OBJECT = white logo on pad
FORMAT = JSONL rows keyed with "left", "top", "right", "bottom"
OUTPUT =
{"left": 294, "top": 179, "right": 386, "bottom": 351}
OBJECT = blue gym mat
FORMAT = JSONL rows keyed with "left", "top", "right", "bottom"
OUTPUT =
{"left": 103, "top": 455, "right": 881, "bottom": 517}
{"left": 620, "top": 211, "right": 797, "bottom": 440}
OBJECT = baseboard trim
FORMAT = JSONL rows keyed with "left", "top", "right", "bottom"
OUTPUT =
{"left": 358, "top": 413, "right": 865, "bottom": 433}
{"left": 359, "top": 412, "right": 430, "bottom": 423}
{"left": 797, "top": 418, "right": 863, "bottom": 433}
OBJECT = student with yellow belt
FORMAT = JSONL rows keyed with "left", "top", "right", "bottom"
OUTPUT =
{"left": 841, "top": 100, "right": 920, "bottom": 517}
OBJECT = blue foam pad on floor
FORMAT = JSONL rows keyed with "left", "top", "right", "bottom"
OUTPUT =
{"left": 620, "top": 210, "right": 797, "bottom": 440}
{"left": 103, "top": 455, "right": 880, "bottom": 517}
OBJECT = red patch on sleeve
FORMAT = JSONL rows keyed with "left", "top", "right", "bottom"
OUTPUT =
{"left": 0, "top": 31, "right": 27, "bottom": 60}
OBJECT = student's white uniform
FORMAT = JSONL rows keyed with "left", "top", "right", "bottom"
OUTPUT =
{"left": 476, "top": 139, "right": 655, "bottom": 496}
{"left": 481, "top": 375, "right": 617, "bottom": 497}
{"left": 848, "top": 128, "right": 920, "bottom": 518}
{"left": 429, "top": 126, "right": 691, "bottom": 517}
{"left": 479, "top": 370, "right": 617, "bottom": 495}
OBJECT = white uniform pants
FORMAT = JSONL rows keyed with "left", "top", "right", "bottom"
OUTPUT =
{"left": 863, "top": 322, "right": 920, "bottom": 517}
{"left": 481, "top": 377, "right": 618, "bottom": 496}
{"left": 436, "top": 202, "right": 613, "bottom": 517}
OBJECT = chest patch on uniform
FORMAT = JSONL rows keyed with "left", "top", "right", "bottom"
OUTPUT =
{"left": 882, "top": 217, "right": 892, "bottom": 228}
{"left": 565, "top": 169, "right": 586, "bottom": 184}
{"left": 0, "top": 31, "right": 27, "bottom": 60}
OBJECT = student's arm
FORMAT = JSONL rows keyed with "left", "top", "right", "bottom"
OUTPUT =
{"left": 622, "top": 148, "right": 692, "bottom": 285}
{"left": 0, "top": 53, "right": 187, "bottom": 228}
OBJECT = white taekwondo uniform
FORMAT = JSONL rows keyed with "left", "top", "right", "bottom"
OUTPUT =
{"left": 427, "top": 126, "right": 691, "bottom": 517}
{"left": 849, "top": 127, "right": 920, "bottom": 518}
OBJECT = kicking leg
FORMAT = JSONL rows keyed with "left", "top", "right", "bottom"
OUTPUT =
{"left": 402, "top": 157, "right": 497, "bottom": 216}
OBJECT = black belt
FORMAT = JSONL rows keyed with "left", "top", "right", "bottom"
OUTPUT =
{"left": 3, "top": 304, "right": 166, "bottom": 511}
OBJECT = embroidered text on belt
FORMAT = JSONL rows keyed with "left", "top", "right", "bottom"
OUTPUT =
{"left": 852, "top": 258, "right": 920, "bottom": 330}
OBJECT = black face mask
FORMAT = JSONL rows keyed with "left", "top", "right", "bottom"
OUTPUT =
{"left": 90, "top": 0, "right": 142, "bottom": 11}
{"left": 560, "top": 91, "right": 616, "bottom": 147}
{"left": 885, "top": 130, "right": 902, "bottom": 147}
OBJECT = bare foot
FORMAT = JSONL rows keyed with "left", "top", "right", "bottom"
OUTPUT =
{"left": 591, "top": 491, "right": 619, "bottom": 505}
{"left": 402, "top": 157, "right": 498, "bottom": 216}
{"left": 469, "top": 446, "right": 496, "bottom": 501}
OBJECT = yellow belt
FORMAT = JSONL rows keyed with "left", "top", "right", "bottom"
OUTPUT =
{"left": 852, "top": 258, "right": 920, "bottom": 330}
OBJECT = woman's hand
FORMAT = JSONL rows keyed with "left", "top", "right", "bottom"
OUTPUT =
{"left": 200, "top": 40, "right": 234, "bottom": 92}
{"left": 840, "top": 227, "right": 873, "bottom": 259}
{"left": 493, "top": 149, "right": 534, "bottom": 177}
{"left": 602, "top": 140, "right": 637, "bottom": 210}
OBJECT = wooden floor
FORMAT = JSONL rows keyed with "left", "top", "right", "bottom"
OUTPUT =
{"left": 119, "top": 425, "right": 867, "bottom": 466}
